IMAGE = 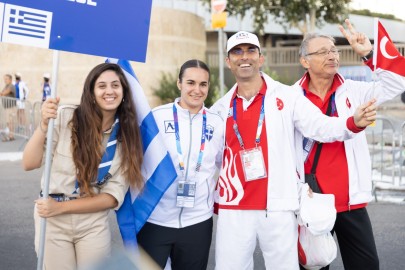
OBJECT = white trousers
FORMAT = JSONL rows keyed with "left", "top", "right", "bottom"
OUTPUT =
{"left": 215, "top": 209, "right": 299, "bottom": 270}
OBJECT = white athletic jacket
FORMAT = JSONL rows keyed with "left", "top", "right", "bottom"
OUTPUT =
{"left": 147, "top": 99, "right": 224, "bottom": 228}
{"left": 294, "top": 68, "right": 405, "bottom": 206}
{"left": 211, "top": 72, "right": 359, "bottom": 212}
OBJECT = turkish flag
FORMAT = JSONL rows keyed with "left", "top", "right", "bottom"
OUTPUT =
{"left": 373, "top": 19, "right": 405, "bottom": 76}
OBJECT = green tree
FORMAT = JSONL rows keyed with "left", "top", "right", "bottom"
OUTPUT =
{"left": 201, "top": 0, "right": 352, "bottom": 35}
{"left": 153, "top": 69, "right": 220, "bottom": 108}
{"left": 271, "top": 0, "right": 351, "bottom": 35}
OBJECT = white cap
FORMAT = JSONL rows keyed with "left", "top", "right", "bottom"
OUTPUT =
{"left": 226, "top": 31, "right": 261, "bottom": 53}
{"left": 15, "top": 72, "right": 21, "bottom": 77}
{"left": 43, "top": 73, "right": 50, "bottom": 79}
{"left": 298, "top": 183, "right": 337, "bottom": 235}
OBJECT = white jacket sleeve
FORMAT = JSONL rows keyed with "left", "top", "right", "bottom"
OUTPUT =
{"left": 345, "top": 68, "right": 405, "bottom": 106}
{"left": 292, "top": 90, "right": 355, "bottom": 143}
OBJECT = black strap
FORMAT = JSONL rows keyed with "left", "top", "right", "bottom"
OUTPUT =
{"left": 310, "top": 93, "right": 334, "bottom": 174}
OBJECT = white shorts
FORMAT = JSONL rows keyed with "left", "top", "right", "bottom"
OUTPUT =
{"left": 215, "top": 209, "right": 299, "bottom": 270}
{"left": 17, "top": 100, "right": 25, "bottom": 109}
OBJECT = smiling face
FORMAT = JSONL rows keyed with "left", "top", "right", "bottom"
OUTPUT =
{"left": 93, "top": 70, "right": 123, "bottom": 117}
{"left": 300, "top": 37, "right": 340, "bottom": 79}
{"left": 226, "top": 44, "right": 264, "bottom": 82}
{"left": 177, "top": 67, "right": 209, "bottom": 113}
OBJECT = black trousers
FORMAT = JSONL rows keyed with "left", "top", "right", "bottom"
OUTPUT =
{"left": 300, "top": 207, "right": 379, "bottom": 270}
{"left": 137, "top": 217, "right": 213, "bottom": 270}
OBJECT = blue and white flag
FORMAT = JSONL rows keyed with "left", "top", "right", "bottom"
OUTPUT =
{"left": 106, "top": 58, "right": 177, "bottom": 248}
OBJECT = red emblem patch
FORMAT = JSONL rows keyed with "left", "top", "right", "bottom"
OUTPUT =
{"left": 346, "top": 97, "right": 351, "bottom": 108}
{"left": 276, "top": 98, "right": 284, "bottom": 110}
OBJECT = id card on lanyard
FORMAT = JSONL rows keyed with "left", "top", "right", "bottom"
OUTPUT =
{"left": 302, "top": 92, "right": 336, "bottom": 162}
{"left": 233, "top": 97, "right": 267, "bottom": 181}
{"left": 173, "top": 104, "right": 206, "bottom": 208}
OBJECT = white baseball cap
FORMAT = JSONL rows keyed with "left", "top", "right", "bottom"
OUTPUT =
{"left": 298, "top": 183, "right": 337, "bottom": 236}
{"left": 226, "top": 31, "right": 261, "bottom": 53}
{"left": 15, "top": 72, "right": 21, "bottom": 77}
{"left": 43, "top": 73, "right": 50, "bottom": 79}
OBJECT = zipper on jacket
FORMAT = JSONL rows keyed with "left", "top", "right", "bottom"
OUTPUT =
{"left": 178, "top": 112, "right": 196, "bottom": 228}
{"left": 184, "top": 113, "right": 194, "bottom": 182}
{"left": 348, "top": 202, "right": 351, "bottom": 211}
{"left": 205, "top": 178, "right": 210, "bottom": 208}
{"left": 265, "top": 208, "right": 268, "bottom": 218}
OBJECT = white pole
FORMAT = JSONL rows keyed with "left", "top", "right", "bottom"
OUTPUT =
{"left": 218, "top": 28, "right": 225, "bottom": 97}
{"left": 37, "top": 50, "right": 60, "bottom": 270}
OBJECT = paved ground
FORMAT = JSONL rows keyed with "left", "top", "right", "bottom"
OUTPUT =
{"left": 0, "top": 158, "right": 404, "bottom": 270}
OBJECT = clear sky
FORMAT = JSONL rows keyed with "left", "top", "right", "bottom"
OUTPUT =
{"left": 350, "top": 0, "right": 405, "bottom": 21}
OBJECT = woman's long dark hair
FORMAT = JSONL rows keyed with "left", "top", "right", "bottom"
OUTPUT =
{"left": 70, "top": 63, "right": 144, "bottom": 196}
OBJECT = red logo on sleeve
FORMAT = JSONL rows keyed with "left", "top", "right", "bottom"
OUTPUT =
{"left": 346, "top": 97, "right": 351, "bottom": 108}
{"left": 276, "top": 98, "right": 284, "bottom": 110}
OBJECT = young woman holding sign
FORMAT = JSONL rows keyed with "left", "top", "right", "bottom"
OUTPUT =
{"left": 23, "top": 63, "right": 144, "bottom": 269}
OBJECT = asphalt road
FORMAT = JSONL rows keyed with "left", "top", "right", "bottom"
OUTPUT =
{"left": 1, "top": 160, "right": 404, "bottom": 270}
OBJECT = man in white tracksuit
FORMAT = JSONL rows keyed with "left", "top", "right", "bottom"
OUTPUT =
{"left": 211, "top": 31, "right": 377, "bottom": 270}
{"left": 295, "top": 20, "right": 405, "bottom": 270}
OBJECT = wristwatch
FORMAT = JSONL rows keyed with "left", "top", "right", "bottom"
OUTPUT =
{"left": 361, "top": 50, "right": 373, "bottom": 61}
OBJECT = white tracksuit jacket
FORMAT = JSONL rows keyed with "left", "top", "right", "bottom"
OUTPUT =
{"left": 294, "top": 68, "right": 405, "bottom": 206}
{"left": 147, "top": 99, "right": 224, "bottom": 228}
{"left": 211, "top": 72, "right": 359, "bottom": 213}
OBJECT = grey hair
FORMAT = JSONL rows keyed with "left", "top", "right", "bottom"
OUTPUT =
{"left": 299, "top": 33, "right": 336, "bottom": 57}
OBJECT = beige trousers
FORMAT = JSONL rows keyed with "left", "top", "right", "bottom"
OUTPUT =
{"left": 34, "top": 205, "right": 112, "bottom": 270}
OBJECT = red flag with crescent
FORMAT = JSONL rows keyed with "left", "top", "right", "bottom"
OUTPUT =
{"left": 373, "top": 19, "right": 405, "bottom": 76}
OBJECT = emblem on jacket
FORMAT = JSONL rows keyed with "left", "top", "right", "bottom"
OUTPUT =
{"left": 164, "top": 120, "right": 175, "bottom": 133}
{"left": 276, "top": 98, "right": 284, "bottom": 110}
{"left": 205, "top": 125, "right": 214, "bottom": 141}
{"left": 346, "top": 97, "right": 351, "bottom": 108}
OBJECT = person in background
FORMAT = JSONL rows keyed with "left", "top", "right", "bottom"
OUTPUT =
{"left": 22, "top": 63, "right": 144, "bottom": 269}
{"left": 211, "top": 31, "right": 377, "bottom": 270}
{"left": 1, "top": 74, "right": 16, "bottom": 141}
{"left": 295, "top": 19, "right": 405, "bottom": 270}
{"left": 137, "top": 59, "right": 224, "bottom": 270}
{"left": 14, "top": 72, "right": 30, "bottom": 133}
{"left": 42, "top": 73, "right": 51, "bottom": 102}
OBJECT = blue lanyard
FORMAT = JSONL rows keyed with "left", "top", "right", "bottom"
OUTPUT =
{"left": 232, "top": 96, "right": 265, "bottom": 149}
{"left": 173, "top": 104, "right": 206, "bottom": 173}
{"left": 73, "top": 117, "right": 119, "bottom": 194}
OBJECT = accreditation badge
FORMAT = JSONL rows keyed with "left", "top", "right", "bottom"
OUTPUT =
{"left": 240, "top": 146, "right": 267, "bottom": 181}
{"left": 176, "top": 181, "right": 196, "bottom": 208}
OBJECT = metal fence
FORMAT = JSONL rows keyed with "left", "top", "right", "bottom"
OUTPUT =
{"left": 207, "top": 44, "right": 405, "bottom": 68}
{"left": 0, "top": 97, "right": 41, "bottom": 141}
{"left": 366, "top": 116, "right": 405, "bottom": 201}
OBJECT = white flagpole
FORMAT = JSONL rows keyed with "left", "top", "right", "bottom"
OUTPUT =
{"left": 372, "top": 18, "right": 378, "bottom": 99}
{"left": 37, "top": 50, "right": 60, "bottom": 270}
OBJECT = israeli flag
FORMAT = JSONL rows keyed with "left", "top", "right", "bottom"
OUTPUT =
{"left": 106, "top": 58, "right": 177, "bottom": 248}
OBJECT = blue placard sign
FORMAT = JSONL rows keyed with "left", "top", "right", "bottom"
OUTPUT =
{"left": 0, "top": 0, "right": 152, "bottom": 62}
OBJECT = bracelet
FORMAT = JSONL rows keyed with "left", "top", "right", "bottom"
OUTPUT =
{"left": 38, "top": 120, "right": 48, "bottom": 134}
{"left": 361, "top": 50, "right": 373, "bottom": 61}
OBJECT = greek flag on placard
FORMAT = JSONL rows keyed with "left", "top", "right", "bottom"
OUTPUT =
{"left": 106, "top": 58, "right": 177, "bottom": 248}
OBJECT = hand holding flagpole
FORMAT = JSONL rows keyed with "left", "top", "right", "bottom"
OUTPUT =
{"left": 37, "top": 50, "right": 60, "bottom": 270}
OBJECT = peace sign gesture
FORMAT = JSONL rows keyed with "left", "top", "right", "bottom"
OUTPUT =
{"left": 338, "top": 19, "right": 373, "bottom": 57}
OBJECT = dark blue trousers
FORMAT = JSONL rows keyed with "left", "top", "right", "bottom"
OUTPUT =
{"left": 137, "top": 217, "right": 213, "bottom": 270}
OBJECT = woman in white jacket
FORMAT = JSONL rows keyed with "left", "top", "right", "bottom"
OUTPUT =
{"left": 137, "top": 59, "right": 224, "bottom": 270}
